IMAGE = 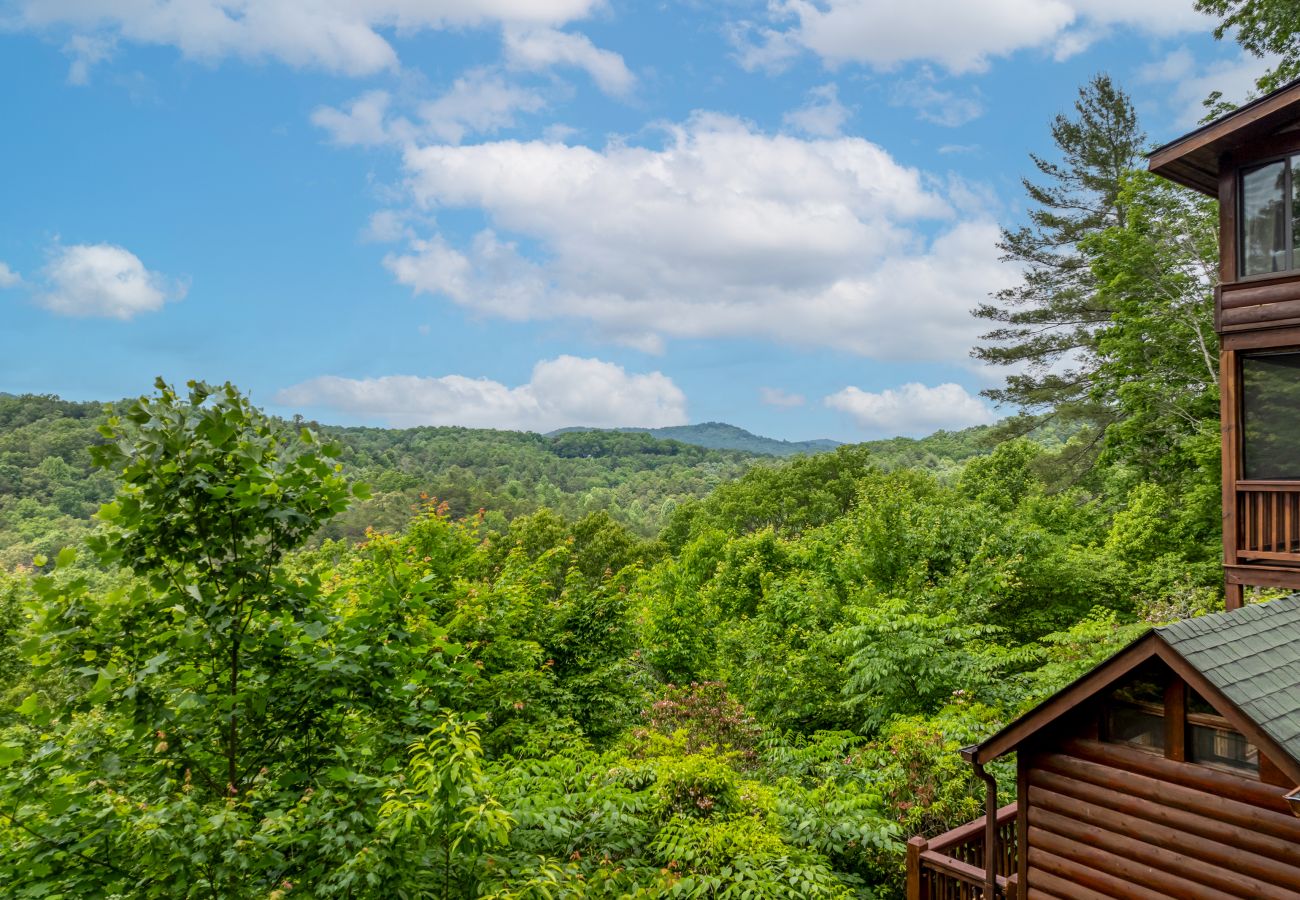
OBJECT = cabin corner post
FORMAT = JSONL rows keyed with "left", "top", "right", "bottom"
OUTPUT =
{"left": 1221, "top": 347, "right": 1243, "bottom": 610}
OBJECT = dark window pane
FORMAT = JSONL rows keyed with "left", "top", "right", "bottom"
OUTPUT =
{"left": 1108, "top": 705, "right": 1165, "bottom": 752}
{"left": 1292, "top": 156, "right": 1300, "bottom": 260}
{"left": 1105, "top": 664, "right": 1168, "bottom": 753}
{"left": 1190, "top": 724, "right": 1258, "bottom": 775}
{"left": 1242, "top": 352, "right": 1300, "bottom": 480}
{"left": 1242, "top": 161, "right": 1288, "bottom": 275}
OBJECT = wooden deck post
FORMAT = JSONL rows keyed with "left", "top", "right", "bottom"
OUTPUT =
{"left": 906, "top": 835, "right": 927, "bottom": 900}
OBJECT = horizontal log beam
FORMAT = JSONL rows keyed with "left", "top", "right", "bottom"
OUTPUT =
{"left": 1221, "top": 277, "right": 1300, "bottom": 309}
{"left": 1029, "top": 826, "right": 1239, "bottom": 900}
{"left": 1029, "top": 783, "right": 1300, "bottom": 892}
{"left": 1030, "top": 806, "right": 1295, "bottom": 900}
{"left": 1026, "top": 844, "right": 1170, "bottom": 900}
{"left": 1029, "top": 766, "right": 1300, "bottom": 868}
{"left": 1026, "top": 865, "right": 1119, "bottom": 900}
{"left": 1035, "top": 752, "right": 1300, "bottom": 843}
{"left": 1222, "top": 297, "right": 1300, "bottom": 327}
{"left": 1058, "top": 739, "right": 1297, "bottom": 815}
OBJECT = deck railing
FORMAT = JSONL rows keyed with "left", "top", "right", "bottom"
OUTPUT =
{"left": 906, "top": 803, "right": 1017, "bottom": 900}
{"left": 1237, "top": 481, "right": 1300, "bottom": 562}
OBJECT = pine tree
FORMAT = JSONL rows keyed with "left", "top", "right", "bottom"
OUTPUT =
{"left": 973, "top": 75, "right": 1146, "bottom": 429}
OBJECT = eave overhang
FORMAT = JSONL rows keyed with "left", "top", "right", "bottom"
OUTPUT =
{"left": 1149, "top": 78, "right": 1300, "bottom": 196}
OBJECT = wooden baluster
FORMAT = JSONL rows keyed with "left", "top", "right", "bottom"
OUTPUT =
{"left": 1283, "top": 490, "right": 1287, "bottom": 552}
{"left": 1244, "top": 491, "right": 1252, "bottom": 552}
{"left": 1254, "top": 491, "right": 1262, "bottom": 552}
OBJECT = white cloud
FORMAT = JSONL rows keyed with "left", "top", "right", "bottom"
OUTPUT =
{"left": 362, "top": 209, "right": 413, "bottom": 243}
{"left": 760, "top": 387, "right": 805, "bottom": 408}
{"left": 0, "top": 262, "right": 21, "bottom": 289}
{"left": 12, "top": 0, "right": 603, "bottom": 76}
{"left": 504, "top": 26, "right": 635, "bottom": 97}
{"left": 385, "top": 113, "right": 1006, "bottom": 361}
{"left": 313, "top": 71, "right": 546, "bottom": 147}
{"left": 783, "top": 83, "right": 850, "bottom": 137}
{"left": 312, "top": 90, "right": 395, "bottom": 146}
{"left": 825, "top": 382, "right": 995, "bottom": 435}
{"left": 63, "top": 33, "right": 115, "bottom": 84}
{"left": 890, "top": 72, "right": 984, "bottom": 127}
{"left": 739, "top": 0, "right": 1211, "bottom": 74}
{"left": 37, "top": 243, "right": 185, "bottom": 319}
{"left": 1140, "top": 48, "right": 1277, "bottom": 127}
{"left": 419, "top": 69, "right": 548, "bottom": 143}
{"left": 275, "top": 355, "right": 688, "bottom": 431}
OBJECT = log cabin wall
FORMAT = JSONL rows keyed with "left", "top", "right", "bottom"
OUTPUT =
{"left": 1019, "top": 736, "right": 1300, "bottom": 899}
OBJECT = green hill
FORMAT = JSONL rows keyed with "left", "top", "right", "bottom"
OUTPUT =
{"left": 550, "top": 421, "right": 842, "bottom": 457}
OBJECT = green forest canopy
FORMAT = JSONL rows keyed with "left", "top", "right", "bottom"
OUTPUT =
{"left": 0, "top": 64, "right": 1262, "bottom": 899}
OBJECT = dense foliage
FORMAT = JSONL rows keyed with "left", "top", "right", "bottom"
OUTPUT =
{"left": 0, "top": 69, "right": 1246, "bottom": 899}
{"left": 0, "top": 393, "right": 1002, "bottom": 571}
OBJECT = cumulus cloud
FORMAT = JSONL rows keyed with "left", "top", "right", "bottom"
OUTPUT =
{"left": 313, "top": 71, "right": 547, "bottom": 147}
{"left": 275, "top": 355, "right": 688, "bottom": 431}
{"left": 0, "top": 262, "right": 21, "bottom": 289}
{"left": 783, "top": 83, "right": 850, "bottom": 137}
{"left": 504, "top": 26, "right": 635, "bottom": 97}
{"left": 825, "top": 382, "right": 995, "bottom": 435}
{"left": 737, "top": 0, "right": 1211, "bottom": 74}
{"left": 418, "top": 70, "right": 548, "bottom": 143}
{"left": 312, "top": 90, "right": 395, "bottom": 146}
{"left": 11, "top": 0, "right": 602, "bottom": 76}
{"left": 760, "top": 387, "right": 805, "bottom": 408}
{"left": 36, "top": 243, "right": 185, "bottom": 319}
{"left": 384, "top": 112, "right": 1005, "bottom": 360}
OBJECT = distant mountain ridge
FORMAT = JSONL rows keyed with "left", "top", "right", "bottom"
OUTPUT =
{"left": 549, "top": 421, "right": 842, "bottom": 458}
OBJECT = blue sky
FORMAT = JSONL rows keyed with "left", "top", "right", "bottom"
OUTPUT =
{"left": 0, "top": 0, "right": 1271, "bottom": 441}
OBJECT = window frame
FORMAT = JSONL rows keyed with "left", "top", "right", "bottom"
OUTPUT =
{"left": 1238, "top": 347, "right": 1300, "bottom": 482}
{"left": 1238, "top": 154, "right": 1296, "bottom": 279}
{"left": 1100, "top": 672, "right": 1262, "bottom": 780}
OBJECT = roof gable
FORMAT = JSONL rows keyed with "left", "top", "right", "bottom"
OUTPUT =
{"left": 969, "top": 596, "right": 1300, "bottom": 785}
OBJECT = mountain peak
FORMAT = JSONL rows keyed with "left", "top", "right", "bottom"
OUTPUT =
{"left": 549, "top": 422, "right": 841, "bottom": 457}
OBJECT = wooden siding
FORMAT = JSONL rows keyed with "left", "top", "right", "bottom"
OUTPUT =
{"left": 1022, "top": 738, "right": 1300, "bottom": 899}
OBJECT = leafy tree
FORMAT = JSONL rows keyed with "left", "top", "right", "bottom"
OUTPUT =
{"left": 0, "top": 381, "right": 472, "bottom": 897}
{"left": 1196, "top": 0, "right": 1300, "bottom": 94}
{"left": 1084, "top": 171, "right": 1220, "bottom": 483}
{"left": 974, "top": 75, "right": 1146, "bottom": 432}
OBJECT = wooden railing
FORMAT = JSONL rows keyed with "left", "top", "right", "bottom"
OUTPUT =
{"left": 906, "top": 803, "right": 1017, "bottom": 900}
{"left": 1237, "top": 481, "right": 1300, "bottom": 562}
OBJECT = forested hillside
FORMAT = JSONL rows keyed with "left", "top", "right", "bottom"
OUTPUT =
{"left": 0, "top": 47, "right": 1273, "bottom": 899}
{"left": 550, "top": 422, "right": 843, "bottom": 457}
{"left": 0, "top": 375, "right": 1223, "bottom": 898}
{"left": 0, "top": 393, "right": 1006, "bottom": 569}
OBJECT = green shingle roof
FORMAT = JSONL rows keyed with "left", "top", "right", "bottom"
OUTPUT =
{"left": 1157, "top": 594, "right": 1300, "bottom": 766}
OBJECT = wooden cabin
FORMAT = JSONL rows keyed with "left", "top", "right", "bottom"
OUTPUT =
{"left": 1149, "top": 78, "right": 1300, "bottom": 608}
{"left": 907, "top": 595, "right": 1300, "bottom": 899}
{"left": 909, "top": 79, "right": 1300, "bottom": 900}
{"left": 906, "top": 80, "right": 1300, "bottom": 899}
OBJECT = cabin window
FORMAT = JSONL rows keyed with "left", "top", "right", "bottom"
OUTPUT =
{"left": 1241, "top": 351, "right": 1300, "bottom": 480}
{"left": 1240, "top": 158, "right": 1295, "bottom": 276}
{"left": 1104, "top": 670, "right": 1167, "bottom": 753}
{"left": 1187, "top": 690, "right": 1259, "bottom": 776}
